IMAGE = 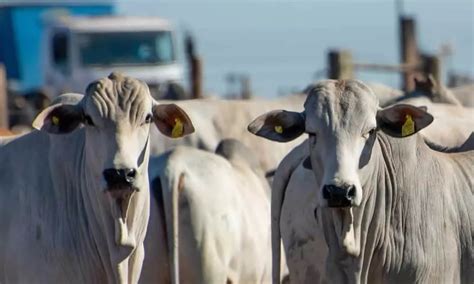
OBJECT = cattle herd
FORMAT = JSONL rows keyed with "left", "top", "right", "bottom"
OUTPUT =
{"left": 0, "top": 72, "right": 472, "bottom": 284}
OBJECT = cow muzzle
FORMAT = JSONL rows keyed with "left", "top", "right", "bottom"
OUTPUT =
{"left": 103, "top": 168, "right": 137, "bottom": 185}
{"left": 103, "top": 168, "right": 138, "bottom": 219}
{"left": 322, "top": 184, "right": 356, "bottom": 208}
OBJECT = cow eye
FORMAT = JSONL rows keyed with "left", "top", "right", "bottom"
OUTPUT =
{"left": 306, "top": 130, "right": 316, "bottom": 137}
{"left": 84, "top": 115, "right": 95, "bottom": 126}
{"left": 363, "top": 127, "right": 377, "bottom": 139}
{"left": 144, "top": 114, "right": 153, "bottom": 124}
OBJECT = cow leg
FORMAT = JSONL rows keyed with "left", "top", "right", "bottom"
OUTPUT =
{"left": 199, "top": 240, "right": 228, "bottom": 284}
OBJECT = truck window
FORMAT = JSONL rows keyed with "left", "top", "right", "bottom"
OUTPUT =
{"left": 77, "top": 31, "right": 175, "bottom": 67}
{"left": 52, "top": 32, "right": 70, "bottom": 74}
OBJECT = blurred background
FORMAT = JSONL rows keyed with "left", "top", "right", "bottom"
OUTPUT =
{"left": 118, "top": 0, "right": 473, "bottom": 97}
{"left": 0, "top": 0, "right": 472, "bottom": 132}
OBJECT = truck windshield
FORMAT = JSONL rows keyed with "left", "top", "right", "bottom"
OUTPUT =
{"left": 77, "top": 31, "right": 175, "bottom": 66}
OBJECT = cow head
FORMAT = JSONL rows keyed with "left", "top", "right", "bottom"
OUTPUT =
{"left": 249, "top": 80, "right": 433, "bottom": 209}
{"left": 32, "top": 73, "right": 194, "bottom": 246}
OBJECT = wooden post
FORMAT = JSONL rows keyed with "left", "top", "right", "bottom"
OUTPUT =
{"left": 327, "top": 50, "right": 353, "bottom": 80}
{"left": 241, "top": 75, "right": 252, "bottom": 99}
{"left": 422, "top": 54, "right": 441, "bottom": 86}
{"left": 0, "top": 64, "right": 8, "bottom": 129}
{"left": 185, "top": 33, "right": 203, "bottom": 99}
{"left": 399, "top": 16, "right": 419, "bottom": 91}
{"left": 190, "top": 56, "right": 203, "bottom": 99}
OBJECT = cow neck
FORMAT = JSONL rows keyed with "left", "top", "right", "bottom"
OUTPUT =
{"left": 321, "top": 133, "right": 417, "bottom": 283}
{"left": 320, "top": 153, "right": 379, "bottom": 283}
{"left": 49, "top": 129, "right": 135, "bottom": 283}
{"left": 345, "top": 132, "right": 450, "bottom": 283}
{"left": 47, "top": 130, "right": 113, "bottom": 282}
{"left": 351, "top": 133, "right": 400, "bottom": 283}
{"left": 364, "top": 134, "right": 473, "bottom": 283}
{"left": 365, "top": 133, "right": 422, "bottom": 278}
{"left": 86, "top": 134, "right": 151, "bottom": 284}
{"left": 80, "top": 136, "right": 148, "bottom": 284}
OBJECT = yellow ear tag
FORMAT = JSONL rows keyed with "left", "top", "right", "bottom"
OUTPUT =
{"left": 401, "top": 114, "right": 415, "bottom": 137}
{"left": 274, "top": 125, "right": 283, "bottom": 134}
{"left": 171, "top": 118, "right": 184, "bottom": 138}
{"left": 52, "top": 116, "right": 60, "bottom": 126}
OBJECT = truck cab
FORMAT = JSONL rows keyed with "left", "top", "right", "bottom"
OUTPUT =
{"left": 43, "top": 15, "right": 183, "bottom": 97}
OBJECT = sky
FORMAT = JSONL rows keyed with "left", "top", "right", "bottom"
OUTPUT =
{"left": 119, "top": 0, "right": 472, "bottom": 96}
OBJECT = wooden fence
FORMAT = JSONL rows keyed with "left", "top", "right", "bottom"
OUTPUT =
{"left": 327, "top": 16, "right": 441, "bottom": 91}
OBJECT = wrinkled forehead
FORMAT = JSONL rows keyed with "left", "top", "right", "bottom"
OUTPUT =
{"left": 83, "top": 73, "right": 153, "bottom": 119}
{"left": 303, "top": 80, "right": 379, "bottom": 129}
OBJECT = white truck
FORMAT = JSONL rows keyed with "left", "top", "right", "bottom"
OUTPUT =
{"left": 43, "top": 15, "right": 183, "bottom": 98}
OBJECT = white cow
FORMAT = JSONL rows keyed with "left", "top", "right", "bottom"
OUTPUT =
{"left": 382, "top": 78, "right": 474, "bottom": 148}
{"left": 148, "top": 83, "right": 404, "bottom": 174}
{"left": 252, "top": 79, "right": 473, "bottom": 284}
{"left": 404, "top": 102, "right": 474, "bottom": 148}
{"left": 140, "top": 139, "right": 281, "bottom": 284}
{"left": 268, "top": 132, "right": 474, "bottom": 284}
{"left": 0, "top": 73, "right": 194, "bottom": 283}
{"left": 451, "top": 83, "right": 474, "bottom": 107}
{"left": 149, "top": 95, "right": 307, "bottom": 173}
{"left": 0, "top": 134, "right": 21, "bottom": 147}
{"left": 259, "top": 80, "right": 474, "bottom": 284}
{"left": 249, "top": 79, "right": 473, "bottom": 283}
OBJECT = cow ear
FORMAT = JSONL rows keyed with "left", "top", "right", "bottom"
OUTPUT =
{"left": 32, "top": 103, "right": 84, "bottom": 134}
{"left": 376, "top": 104, "right": 433, "bottom": 138}
{"left": 248, "top": 110, "right": 305, "bottom": 142}
{"left": 153, "top": 103, "right": 195, "bottom": 138}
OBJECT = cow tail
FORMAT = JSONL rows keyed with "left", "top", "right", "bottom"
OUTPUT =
{"left": 164, "top": 172, "right": 184, "bottom": 284}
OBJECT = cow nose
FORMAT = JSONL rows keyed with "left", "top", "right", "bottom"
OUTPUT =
{"left": 123, "top": 168, "right": 137, "bottom": 183}
{"left": 322, "top": 184, "right": 356, "bottom": 208}
{"left": 103, "top": 168, "right": 137, "bottom": 186}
